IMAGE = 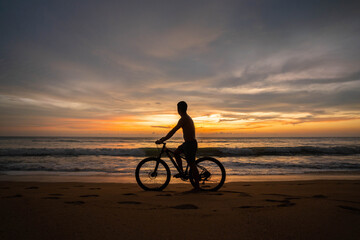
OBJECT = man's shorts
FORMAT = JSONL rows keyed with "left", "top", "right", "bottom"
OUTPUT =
{"left": 176, "top": 140, "right": 198, "bottom": 164}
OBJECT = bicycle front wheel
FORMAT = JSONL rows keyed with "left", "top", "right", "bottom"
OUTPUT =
{"left": 135, "top": 157, "right": 171, "bottom": 191}
{"left": 190, "top": 157, "right": 226, "bottom": 191}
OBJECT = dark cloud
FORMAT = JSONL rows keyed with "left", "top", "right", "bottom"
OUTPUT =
{"left": 0, "top": 0, "right": 360, "bottom": 135}
{"left": 291, "top": 72, "right": 360, "bottom": 85}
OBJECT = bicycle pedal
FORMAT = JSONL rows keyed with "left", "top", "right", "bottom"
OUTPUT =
{"left": 173, "top": 173, "right": 183, "bottom": 178}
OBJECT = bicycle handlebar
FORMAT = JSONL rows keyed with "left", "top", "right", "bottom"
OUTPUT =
{"left": 155, "top": 140, "right": 166, "bottom": 145}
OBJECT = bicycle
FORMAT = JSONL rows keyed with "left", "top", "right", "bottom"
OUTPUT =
{"left": 135, "top": 142, "right": 226, "bottom": 191}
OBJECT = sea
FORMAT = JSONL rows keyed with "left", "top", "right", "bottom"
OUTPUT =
{"left": 0, "top": 137, "right": 359, "bottom": 182}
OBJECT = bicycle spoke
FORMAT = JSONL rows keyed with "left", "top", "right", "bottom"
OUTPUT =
{"left": 136, "top": 159, "right": 170, "bottom": 190}
{"left": 191, "top": 158, "right": 225, "bottom": 191}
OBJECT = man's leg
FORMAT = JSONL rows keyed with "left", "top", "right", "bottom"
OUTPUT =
{"left": 174, "top": 148, "right": 183, "bottom": 173}
{"left": 186, "top": 141, "right": 200, "bottom": 189}
{"left": 189, "top": 162, "right": 200, "bottom": 189}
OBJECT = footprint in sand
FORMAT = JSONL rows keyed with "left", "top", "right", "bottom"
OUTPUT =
{"left": 278, "top": 202, "right": 296, "bottom": 207}
{"left": 263, "top": 193, "right": 292, "bottom": 197}
{"left": 171, "top": 204, "right": 199, "bottom": 209}
{"left": 156, "top": 194, "right": 172, "bottom": 197}
{"left": 118, "top": 201, "right": 142, "bottom": 205}
{"left": 73, "top": 185, "right": 85, "bottom": 188}
{"left": 123, "top": 193, "right": 137, "bottom": 196}
{"left": 265, "top": 199, "right": 288, "bottom": 203}
{"left": 312, "top": 194, "right": 327, "bottom": 198}
{"left": 238, "top": 192, "right": 252, "bottom": 197}
{"left": 263, "top": 194, "right": 301, "bottom": 201}
{"left": 238, "top": 205, "right": 264, "bottom": 209}
{"left": 80, "top": 194, "right": 99, "bottom": 198}
{"left": 265, "top": 199, "right": 296, "bottom": 207}
{"left": 338, "top": 205, "right": 360, "bottom": 214}
{"left": 285, "top": 197, "right": 301, "bottom": 200}
{"left": 65, "top": 201, "right": 85, "bottom": 205}
{"left": 3, "top": 194, "right": 22, "bottom": 198}
{"left": 222, "top": 190, "right": 242, "bottom": 194}
{"left": 43, "top": 197, "right": 60, "bottom": 199}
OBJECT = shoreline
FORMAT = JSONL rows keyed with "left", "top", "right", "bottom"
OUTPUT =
{"left": 1, "top": 172, "right": 360, "bottom": 183}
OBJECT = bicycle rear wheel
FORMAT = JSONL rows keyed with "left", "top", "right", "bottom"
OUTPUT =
{"left": 190, "top": 157, "right": 226, "bottom": 191}
{"left": 135, "top": 157, "right": 171, "bottom": 191}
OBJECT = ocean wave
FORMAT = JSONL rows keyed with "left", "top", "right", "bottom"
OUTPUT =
{"left": 32, "top": 139, "right": 81, "bottom": 143}
{"left": 216, "top": 146, "right": 360, "bottom": 156}
{"left": 0, "top": 166, "right": 130, "bottom": 173}
{"left": 1, "top": 160, "right": 359, "bottom": 173}
{"left": 0, "top": 146, "right": 359, "bottom": 157}
{"left": 225, "top": 161, "right": 360, "bottom": 169}
{"left": 0, "top": 148, "right": 145, "bottom": 156}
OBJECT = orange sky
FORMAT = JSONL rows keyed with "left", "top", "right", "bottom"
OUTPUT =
{"left": 1, "top": 1, "right": 360, "bottom": 137}
{"left": 1, "top": 112, "right": 359, "bottom": 137}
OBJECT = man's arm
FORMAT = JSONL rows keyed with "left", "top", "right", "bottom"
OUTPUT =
{"left": 156, "top": 119, "right": 183, "bottom": 143}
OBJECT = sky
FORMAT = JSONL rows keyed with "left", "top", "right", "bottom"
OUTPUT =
{"left": 0, "top": 0, "right": 360, "bottom": 137}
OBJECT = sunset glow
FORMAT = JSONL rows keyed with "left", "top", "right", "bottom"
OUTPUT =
{"left": 0, "top": 1, "right": 359, "bottom": 137}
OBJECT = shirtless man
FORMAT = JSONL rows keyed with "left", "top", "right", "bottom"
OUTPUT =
{"left": 155, "top": 101, "right": 200, "bottom": 190}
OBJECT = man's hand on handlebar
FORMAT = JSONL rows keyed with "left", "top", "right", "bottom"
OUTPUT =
{"left": 155, "top": 137, "right": 166, "bottom": 144}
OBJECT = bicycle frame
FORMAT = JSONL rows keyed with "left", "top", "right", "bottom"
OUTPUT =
{"left": 136, "top": 142, "right": 226, "bottom": 191}
{"left": 155, "top": 143, "right": 190, "bottom": 177}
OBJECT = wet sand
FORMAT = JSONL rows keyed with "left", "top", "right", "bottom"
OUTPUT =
{"left": 0, "top": 180, "right": 359, "bottom": 239}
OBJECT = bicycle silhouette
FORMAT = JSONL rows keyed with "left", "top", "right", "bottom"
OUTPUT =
{"left": 135, "top": 142, "right": 226, "bottom": 191}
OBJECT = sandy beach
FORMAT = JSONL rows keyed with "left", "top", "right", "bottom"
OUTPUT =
{"left": 1, "top": 180, "right": 359, "bottom": 240}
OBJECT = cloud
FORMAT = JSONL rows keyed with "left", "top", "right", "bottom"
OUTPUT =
{"left": 0, "top": 0, "right": 360, "bottom": 135}
{"left": 151, "top": 125, "right": 171, "bottom": 129}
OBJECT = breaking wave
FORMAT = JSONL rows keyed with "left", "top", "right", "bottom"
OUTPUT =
{"left": 0, "top": 146, "right": 359, "bottom": 157}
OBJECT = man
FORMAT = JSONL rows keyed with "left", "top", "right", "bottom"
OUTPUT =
{"left": 156, "top": 101, "right": 200, "bottom": 190}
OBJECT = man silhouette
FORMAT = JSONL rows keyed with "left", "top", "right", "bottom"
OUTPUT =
{"left": 156, "top": 101, "right": 200, "bottom": 190}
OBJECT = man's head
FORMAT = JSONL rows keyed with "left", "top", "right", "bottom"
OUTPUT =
{"left": 177, "top": 101, "right": 187, "bottom": 115}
